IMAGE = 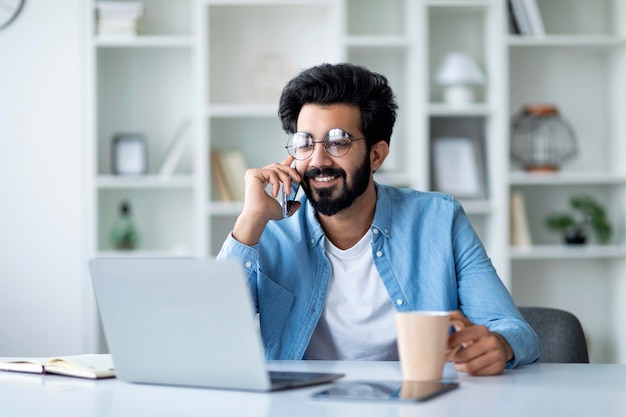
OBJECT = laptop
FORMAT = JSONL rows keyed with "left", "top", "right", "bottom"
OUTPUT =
{"left": 89, "top": 257, "right": 344, "bottom": 391}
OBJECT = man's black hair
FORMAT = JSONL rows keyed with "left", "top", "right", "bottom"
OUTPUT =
{"left": 278, "top": 63, "right": 398, "bottom": 149}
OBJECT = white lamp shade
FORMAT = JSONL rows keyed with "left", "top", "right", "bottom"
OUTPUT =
{"left": 435, "top": 52, "right": 486, "bottom": 86}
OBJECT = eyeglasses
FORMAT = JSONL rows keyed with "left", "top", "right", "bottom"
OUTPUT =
{"left": 285, "top": 128, "right": 366, "bottom": 161}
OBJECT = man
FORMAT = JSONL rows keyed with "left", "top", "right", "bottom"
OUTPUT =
{"left": 218, "top": 63, "right": 540, "bottom": 376}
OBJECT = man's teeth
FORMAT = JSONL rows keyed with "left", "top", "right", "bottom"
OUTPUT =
{"left": 315, "top": 175, "right": 335, "bottom": 182}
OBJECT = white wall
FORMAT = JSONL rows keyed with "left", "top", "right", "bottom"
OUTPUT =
{"left": 0, "top": 0, "right": 88, "bottom": 356}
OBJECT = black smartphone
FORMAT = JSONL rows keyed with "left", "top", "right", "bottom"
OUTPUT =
{"left": 312, "top": 380, "right": 459, "bottom": 403}
{"left": 281, "top": 162, "right": 301, "bottom": 218}
{"left": 281, "top": 182, "right": 300, "bottom": 217}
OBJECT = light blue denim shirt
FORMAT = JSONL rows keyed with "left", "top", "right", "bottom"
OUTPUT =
{"left": 217, "top": 183, "right": 540, "bottom": 367}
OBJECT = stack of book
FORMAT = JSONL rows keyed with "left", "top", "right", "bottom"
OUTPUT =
{"left": 211, "top": 149, "right": 248, "bottom": 202}
{"left": 96, "top": 1, "right": 145, "bottom": 37}
{"left": 509, "top": 0, "right": 545, "bottom": 36}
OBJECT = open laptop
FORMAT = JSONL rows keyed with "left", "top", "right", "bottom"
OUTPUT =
{"left": 89, "top": 257, "right": 344, "bottom": 391}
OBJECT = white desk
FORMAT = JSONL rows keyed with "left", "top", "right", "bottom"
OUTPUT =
{"left": 0, "top": 360, "right": 625, "bottom": 416}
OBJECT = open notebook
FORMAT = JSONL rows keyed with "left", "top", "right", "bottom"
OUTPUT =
{"left": 89, "top": 257, "right": 343, "bottom": 391}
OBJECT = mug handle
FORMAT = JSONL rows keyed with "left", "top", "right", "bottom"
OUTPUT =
{"left": 446, "top": 319, "right": 466, "bottom": 362}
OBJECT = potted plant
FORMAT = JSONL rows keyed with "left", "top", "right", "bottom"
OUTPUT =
{"left": 545, "top": 195, "right": 612, "bottom": 245}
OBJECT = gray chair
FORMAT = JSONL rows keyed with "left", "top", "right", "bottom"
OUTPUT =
{"left": 518, "top": 306, "right": 589, "bottom": 363}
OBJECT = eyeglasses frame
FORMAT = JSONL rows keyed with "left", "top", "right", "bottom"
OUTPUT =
{"left": 285, "top": 129, "right": 366, "bottom": 161}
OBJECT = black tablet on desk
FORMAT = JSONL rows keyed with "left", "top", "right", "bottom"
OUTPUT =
{"left": 312, "top": 380, "right": 459, "bottom": 402}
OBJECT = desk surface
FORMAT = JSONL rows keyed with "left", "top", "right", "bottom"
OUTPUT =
{"left": 0, "top": 360, "right": 625, "bottom": 417}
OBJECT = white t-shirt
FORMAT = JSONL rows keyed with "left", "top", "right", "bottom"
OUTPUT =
{"left": 304, "top": 231, "right": 398, "bottom": 360}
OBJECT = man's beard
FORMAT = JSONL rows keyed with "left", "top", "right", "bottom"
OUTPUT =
{"left": 302, "top": 155, "right": 371, "bottom": 216}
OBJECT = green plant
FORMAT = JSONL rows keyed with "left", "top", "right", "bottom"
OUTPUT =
{"left": 545, "top": 195, "right": 612, "bottom": 244}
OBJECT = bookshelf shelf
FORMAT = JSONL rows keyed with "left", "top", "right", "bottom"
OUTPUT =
{"left": 428, "top": 103, "right": 491, "bottom": 116}
{"left": 510, "top": 245, "right": 626, "bottom": 260}
{"left": 509, "top": 172, "right": 626, "bottom": 186}
{"left": 94, "top": 36, "right": 196, "bottom": 48}
{"left": 426, "top": 0, "right": 490, "bottom": 8}
{"left": 507, "top": 35, "right": 625, "bottom": 48}
{"left": 344, "top": 36, "right": 410, "bottom": 48}
{"left": 206, "top": 104, "right": 278, "bottom": 118}
{"left": 96, "top": 249, "right": 193, "bottom": 258}
{"left": 96, "top": 175, "right": 195, "bottom": 189}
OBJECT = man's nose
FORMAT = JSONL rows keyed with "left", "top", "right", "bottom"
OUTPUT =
{"left": 308, "top": 141, "right": 333, "bottom": 167}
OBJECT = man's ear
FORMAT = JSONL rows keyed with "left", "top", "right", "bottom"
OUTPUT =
{"left": 370, "top": 140, "right": 390, "bottom": 172}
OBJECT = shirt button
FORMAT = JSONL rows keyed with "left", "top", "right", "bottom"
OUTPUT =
{"left": 311, "top": 239, "right": 315, "bottom": 244}
{"left": 376, "top": 251, "right": 383, "bottom": 257}
{"left": 384, "top": 228, "right": 389, "bottom": 234}
{"left": 373, "top": 228, "right": 379, "bottom": 234}
{"left": 244, "top": 261, "right": 252, "bottom": 268}
{"left": 396, "top": 299, "right": 404, "bottom": 306}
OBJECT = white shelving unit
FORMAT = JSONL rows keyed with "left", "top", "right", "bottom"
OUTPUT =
{"left": 87, "top": 0, "right": 198, "bottom": 261}
{"left": 506, "top": 0, "right": 626, "bottom": 363}
{"left": 86, "top": 0, "right": 626, "bottom": 362}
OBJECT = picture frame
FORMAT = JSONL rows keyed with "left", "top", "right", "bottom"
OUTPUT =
{"left": 112, "top": 133, "right": 147, "bottom": 175}
{"left": 431, "top": 136, "right": 485, "bottom": 199}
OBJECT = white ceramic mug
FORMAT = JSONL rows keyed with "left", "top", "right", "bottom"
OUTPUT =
{"left": 396, "top": 311, "right": 464, "bottom": 381}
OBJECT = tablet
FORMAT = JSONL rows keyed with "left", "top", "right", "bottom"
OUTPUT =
{"left": 312, "top": 380, "right": 458, "bottom": 402}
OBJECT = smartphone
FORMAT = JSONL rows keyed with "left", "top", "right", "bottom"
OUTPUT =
{"left": 312, "top": 380, "right": 459, "bottom": 403}
{"left": 282, "top": 182, "right": 300, "bottom": 218}
{"left": 281, "top": 161, "right": 301, "bottom": 218}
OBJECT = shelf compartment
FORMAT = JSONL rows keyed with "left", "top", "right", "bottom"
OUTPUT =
{"left": 98, "top": 189, "right": 195, "bottom": 253}
{"left": 97, "top": 48, "right": 193, "bottom": 176}
{"left": 429, "top": 116, "right": 489, "bottom": 200}
{"left": 509, "top": 47, "right": 621, "bottom": 174}
{"left": 209, "top": 117, "right": 286, "bottom": 170}
{"left": 509, "top": 185, "right": 624, "bottom": 247}
{"left": 533, "top": 0, "right": 618, "bottom": 37}
{"left": 207, "top": 4, "right": 336, "bottom": 105}
{"left": 428, "top": 6, "right": 487, "bottom": 104}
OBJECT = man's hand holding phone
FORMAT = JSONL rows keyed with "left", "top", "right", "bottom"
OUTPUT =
{"left": 232, "top": 156, "right": 301, "bottom": 246}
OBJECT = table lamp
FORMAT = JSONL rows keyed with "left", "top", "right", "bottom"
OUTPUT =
{"left": 435, "top": 52, "right": 485, "bottom": 107}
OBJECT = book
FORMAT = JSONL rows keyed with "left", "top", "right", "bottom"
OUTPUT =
{"left": 508, "top": 0, "right": 521, "bottom": 34}
{"left": 211, "top": 148, "right": 248, "bottom": 202}
{"left": 98, "top": 17, "right": 140, "bottom": 36}
{"left": 522, "top": 0, "right": 545, "bottom": 36}
{"left": 158, "top": 118, "right": 192, "bottom": 179}
{"left": 510, "top": 190, "right": 532, "bottom": 247}
{"left": 211, "top": 149, "right": 234, "bottom": 201}
{"left": 0, "top": 354, "right": 115, "bottom": 380}
{"left": 96, "top": 1, "right": 145, "bottom": 36}
{"left": 509, "top": 0, "right": 532, "bottom": 35}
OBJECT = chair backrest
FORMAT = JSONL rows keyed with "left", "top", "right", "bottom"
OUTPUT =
{"left": 518, "top": 306, "right": 590, "bottom": 363}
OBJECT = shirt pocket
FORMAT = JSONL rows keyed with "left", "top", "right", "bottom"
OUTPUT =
{"left": 257, "top": 271, "right": 296, "bottom": 349}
